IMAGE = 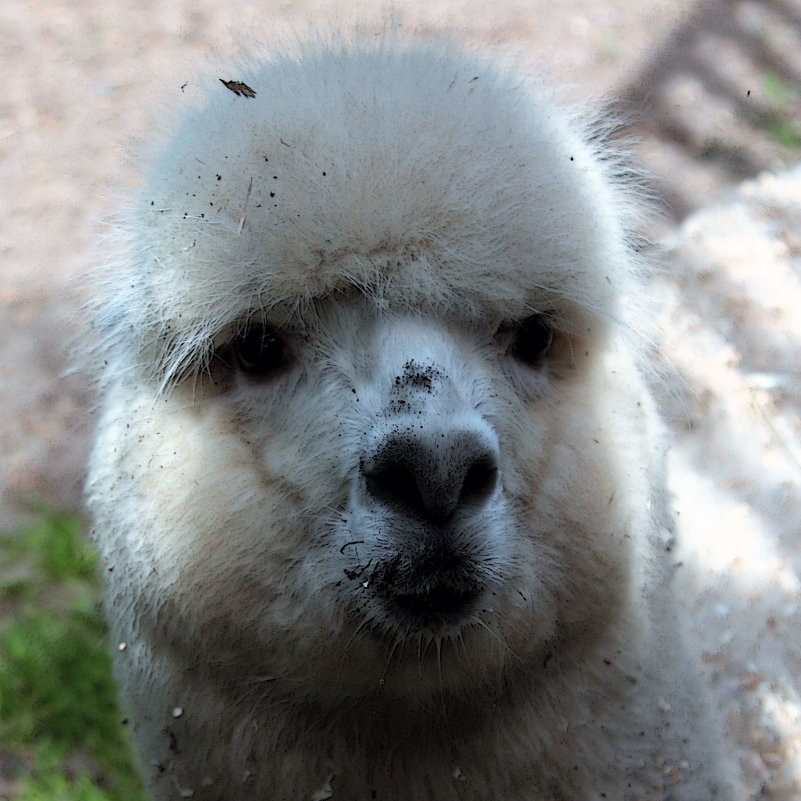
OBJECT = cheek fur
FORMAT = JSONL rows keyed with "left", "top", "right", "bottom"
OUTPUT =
{"left": 504, "top": 370, "right": 635, "bottom": 632}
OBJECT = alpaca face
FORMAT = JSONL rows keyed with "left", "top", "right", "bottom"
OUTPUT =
{"left": 227, "top": 310, "right": 522, "bottom": 649}
{"left": 120, "top": 292, "right": 628, "bottom": 702}
{"left": 89, "top": 40, "right": 639, "bottom": 705}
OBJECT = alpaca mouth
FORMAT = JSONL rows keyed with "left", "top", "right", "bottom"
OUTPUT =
{"left": 370, "top": 546, "right": 485, "bottom": 630}
{"left": 385, "top": 582, "right": 482, "bottom": 628}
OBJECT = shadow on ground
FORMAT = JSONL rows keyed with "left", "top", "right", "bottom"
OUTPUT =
{"left": 618, "top": 0, "right": 801, "bottom": 221}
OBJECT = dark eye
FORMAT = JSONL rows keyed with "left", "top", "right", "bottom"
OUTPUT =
{"left": 234, "top": 326, "right": 286, "bottom": 376}
{"left": 513, "top": 313, "right": 553, "bottom": 365}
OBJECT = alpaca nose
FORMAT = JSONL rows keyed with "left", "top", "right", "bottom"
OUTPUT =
{"left": 362, "top": 428, "right": 500, "bottom": 524}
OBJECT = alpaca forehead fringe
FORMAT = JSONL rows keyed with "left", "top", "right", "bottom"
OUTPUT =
{"left": 95, "top": 35, "right": 646, "bottom": 389}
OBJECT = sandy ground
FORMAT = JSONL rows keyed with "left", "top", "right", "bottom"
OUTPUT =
{"left": 1, "top": 1, "right": 800, "bottom": 798}
{"left": 655, "top": 168, "right": 801, "bottom": 798}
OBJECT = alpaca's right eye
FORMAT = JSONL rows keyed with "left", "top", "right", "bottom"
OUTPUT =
{"left": 512, "top": 313, "right": 554, "bottom": 366}
{"left": 233, "top": 326, "right": 286, "bottom": 376}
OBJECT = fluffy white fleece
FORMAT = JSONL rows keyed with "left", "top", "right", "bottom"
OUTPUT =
{"left": 86, "top": 32, "right": 739, "bottom": 801}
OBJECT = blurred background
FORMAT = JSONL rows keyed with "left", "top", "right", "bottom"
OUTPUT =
{"left": 1, "top": 1, "right": 800, "bottom": 798}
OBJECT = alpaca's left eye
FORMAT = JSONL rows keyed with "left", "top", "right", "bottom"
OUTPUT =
{"left": 234, "top": 326, "right": 286, "bottom": 376}
{"left": 512, "top": 313, "right": 553, "bottom": 365}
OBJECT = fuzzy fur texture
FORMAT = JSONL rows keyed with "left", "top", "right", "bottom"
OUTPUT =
{"left": 86, "top": 34, "right": 736, "bottom": 800}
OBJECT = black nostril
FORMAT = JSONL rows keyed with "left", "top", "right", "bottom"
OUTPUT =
{"left": 364, "top": 463, "right": 427, "bottom": 518}
{"left": 363, "top": 430, "right": 499, "bottom": 524}
{"left": 460, "top": 456, "right": 498, "bottom": 506}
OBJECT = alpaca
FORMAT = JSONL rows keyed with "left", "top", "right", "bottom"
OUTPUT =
{"left": 86, "top": 34, "right": 737, "bottom": 800}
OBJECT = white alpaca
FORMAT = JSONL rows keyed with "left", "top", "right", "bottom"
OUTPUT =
{"left": 86, "top": 35, "right": 738, "bottom": 800}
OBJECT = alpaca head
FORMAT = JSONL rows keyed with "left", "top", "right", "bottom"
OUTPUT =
{"left": 89, "top": 38, "right": 647, "bottom": 704}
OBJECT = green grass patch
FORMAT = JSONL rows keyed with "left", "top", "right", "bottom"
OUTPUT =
{"left": 0, "top": 511, "right": 146, "bottom": 801}
{"left": 762, "top": 70, "right": 800, "bottom": 108}
{"left": 764, "top": 119, "right": 801, "bottom": 149}
{"left": 759, "top": 72, "right": 801, "bottom": 149}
